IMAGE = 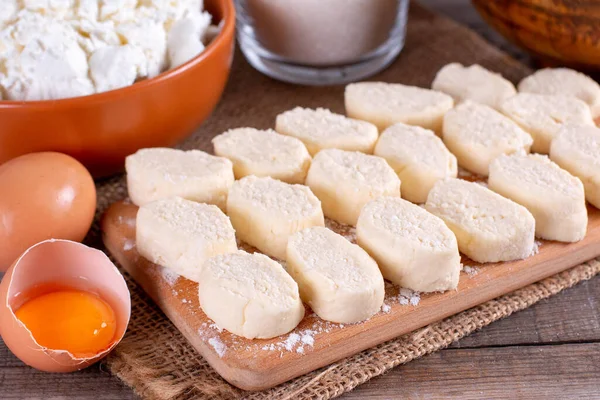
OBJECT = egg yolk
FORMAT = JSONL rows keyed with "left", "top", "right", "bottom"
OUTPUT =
{"left": 14, "top": 290, "right": 117, "bottom": 358}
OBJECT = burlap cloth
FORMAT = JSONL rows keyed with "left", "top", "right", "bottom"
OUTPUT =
{"left": 90, "top": 3, "right": 600, "bottom": 399}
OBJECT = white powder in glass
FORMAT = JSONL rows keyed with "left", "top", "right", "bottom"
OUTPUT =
{"left": 244, "top": 0, "right": 402, "bottom": 65}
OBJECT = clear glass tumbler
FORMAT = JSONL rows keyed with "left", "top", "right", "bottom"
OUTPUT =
{"left": 235, "top": 0, "right": 409, "bottom": 85}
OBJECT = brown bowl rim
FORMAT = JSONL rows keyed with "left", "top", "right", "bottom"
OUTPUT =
{"left": 0, "top": 0, "right": 235, "bottom": 110}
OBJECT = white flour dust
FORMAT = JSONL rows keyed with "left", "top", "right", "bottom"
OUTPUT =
{"left": 161, "top": 267, "right": 180, "bottom": 286}
{"left": 117, "top": 215, "right": 136, "bottom": 228}
{"left": 208, "top": 337, "right": 227, "bottom": 358}
{"left": 462, "top": 265, "right": 479, "bottom": 277}
{"left": 123, "top": 239, "right": 136, "bottom": 251}
{"left": 397, "top": 288, "right": 421, "bottom": 306}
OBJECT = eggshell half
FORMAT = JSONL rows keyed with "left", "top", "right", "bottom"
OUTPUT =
{"left": 0, "top": 239, "right": 131, "bottom": 372}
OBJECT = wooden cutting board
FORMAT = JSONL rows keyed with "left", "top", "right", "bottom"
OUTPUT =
{"left": 101, "top": 200, "right": 600, "bottom": 391}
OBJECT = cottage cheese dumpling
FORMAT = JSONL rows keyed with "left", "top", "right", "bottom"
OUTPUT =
{"left": 227, "top": 176, "right": 324, "bottom": 260}
{"left": 500, "top": 93, "right": 594, "bottom": 154}
{"left": 198, "top": 251, "right": 305, "bottom": 339}
{"left": 286, "top": 227, "right": 384, "bottom": 323}
{"left": 345, "top": 82, "right": 454, "bottom": 133}
{"left": 374, "top": 123, "right": 457, "bottom": 203}
{"left": 274, "top": 107, "right": 378, "bottom": 156}
{"left": 212, "top": 128, "right": 311, "bottom": 184}
{"left": 443, "top": 101, "right": 533, "bottom": 176}
{"left": 489, "top": 154, "right": 587, "bottom": 242}
{"left": 126, "top": 148, "right": 234, "bottom": 210}
{"left": 306, "top": 149, "right": 401, "bottom": 226}
{"left": 550, "top": 124, "right": 600, "bottom": 209}
{"left": 518, "top": 68, "right": 600, "bottom": 118}
{"left": 136, "top": 197, "right": 237, "bottom": 282}
{"left": 432, "top": 63, "right": 516, "bottom": 109}
{"left": 356, "top": 197, "right": 461, "bottom": 292}
{"left": 425, "top": 179, "right": 535, "bottom": 263}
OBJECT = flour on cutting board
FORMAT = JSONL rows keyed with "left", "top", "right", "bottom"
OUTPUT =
{"left": 462, "top": 264, "right": 480, "bottom": 277}
{"left": 197, "top": 318, "right": 338, "bottom": 358}
{"left": 397, "top": 288, "right": 421, "bottom": 306}
{"left": 261, "top": 330, "right": 317, "bottom": 354}
{"left": 160, "top": 266, "right": 180, "bottom": 286}
{"left": 208, "top": 337, "right": 227, "bottom": 358}
{"left": 123, "top": 239, "right": 136, "bottom": 251}
{"left": 118, "top": 215, "right": 136, "bottom": 228}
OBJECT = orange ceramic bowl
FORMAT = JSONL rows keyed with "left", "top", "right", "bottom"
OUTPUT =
{"left": 0, "top": 0, "right": 235, "bottom": 178}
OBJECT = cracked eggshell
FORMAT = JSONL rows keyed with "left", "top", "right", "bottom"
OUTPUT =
{"left": 0, "top": 239, "right": 131, "bottom": 372}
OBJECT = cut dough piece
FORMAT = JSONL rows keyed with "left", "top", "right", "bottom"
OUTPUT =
{"left": 212, "top": 127, "right": 311, "bottom": 184}
{"left": 518, "top": 68, "right": 600, "bottom": 119}
{"left": 345, "top": 82, "right": 454, "bottom": 133}
{"left": 443, "top": 101, "right": 533, "bottom": 176}
{"left": 198, "top": 251, "right": 305, "bottom": 339}
{"left": 274, "top": 107, "right": 378, "bottom": 156}
{"left": 489, "top": 154, "right": 587, "bottom": 242}
{"left": 374, "top": 123, "right": 457, "bottom": 203}
{"left": 305, "top": 149, "right": 401, "bottom": 226}
{"left": 227, "top": 176, "right": 324, "bottom": 260}
{"left": 356, "top": 197, "right": 461, "bottom": 292}
{"left": 432, "top": 63, "right": 516, "bottom": 110}
{"left": 550, "top": 124, "right": 600, "bottom": 209}
{"left": 286, "top": 227, "right": 384, "bottom": 323}
{"left": 425, "top": 178, "right": 535, "bottom": 263}
{"left": 500, "top": 93, "right": 594, "bottom": 154}
{"left": 136, "top": 197, "right": 237, "bottom": 282}
{"left": 126, "top": 148, "right": 234, "bottom": 210}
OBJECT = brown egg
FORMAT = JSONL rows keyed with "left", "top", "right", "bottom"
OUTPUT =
{"left": 0, "top": 239, "right": 131, "bottom": 372}
{"left": 0, "top": 152, "right": 96, "bottom": 271}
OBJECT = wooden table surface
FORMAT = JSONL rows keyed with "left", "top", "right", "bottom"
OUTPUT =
{"left": 1, "top": 1, "right": 599, "bottom": 399}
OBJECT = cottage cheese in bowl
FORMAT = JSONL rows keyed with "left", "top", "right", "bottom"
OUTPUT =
{"left": 0, "top": 1, "right": 220, "bottom": 101}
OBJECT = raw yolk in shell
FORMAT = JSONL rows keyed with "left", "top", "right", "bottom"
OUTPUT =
{"left": 14, "top": 290, "right": 117, "bottom": 358}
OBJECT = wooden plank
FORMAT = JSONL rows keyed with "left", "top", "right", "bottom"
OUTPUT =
{"left": 0, "top": 333, "right": 136, "bottom": 398}
{"left": 101, "top": 201, "right": 600, "bottom": 391}
{"left": 452, "top": 275, "right": 600, "bottom": 348}
{"left": 341, "top": 343, "right": 600, "bottom": 399}
{"left": 0, "top": 340, "right": 26, "bottom": 369}
{"left": 0, "top": 364, "right": 137, "bottom": 399}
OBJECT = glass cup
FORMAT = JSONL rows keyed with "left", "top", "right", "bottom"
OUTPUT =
{"left": 235, "top": 0, "right": 410, "bottom": 85}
